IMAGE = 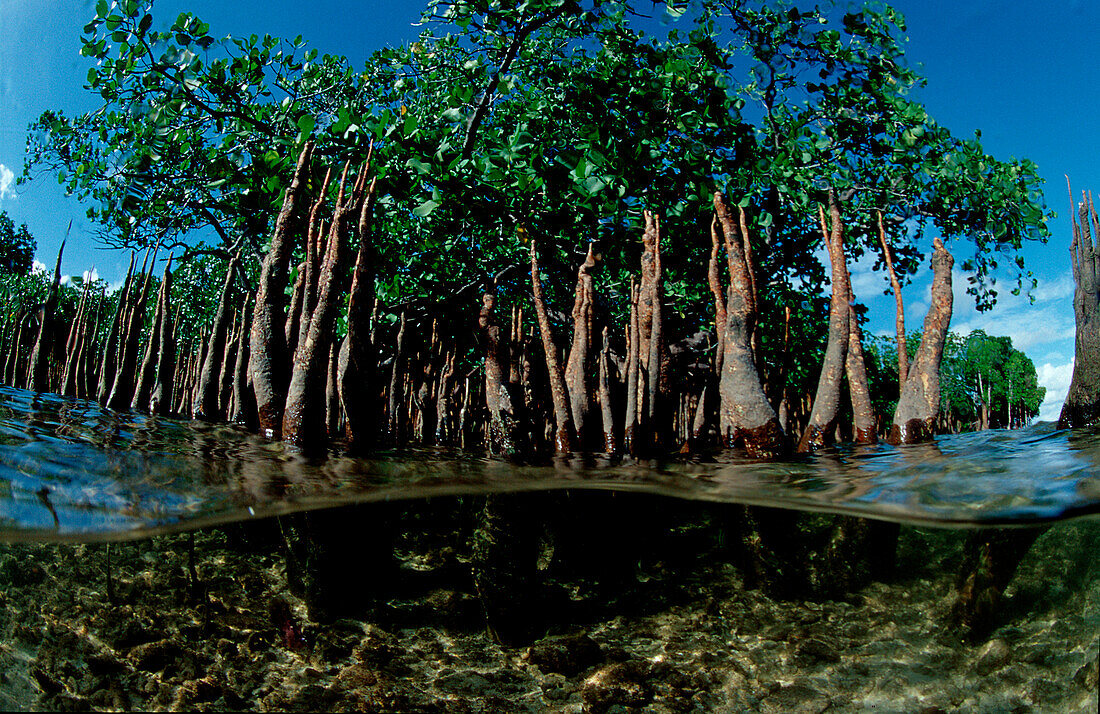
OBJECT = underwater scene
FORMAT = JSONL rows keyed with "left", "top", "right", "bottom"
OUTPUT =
{"left": 0, "top": 387, "right": 1097, "bottom": 711}
{"left": 3, "top": 0, "right": 1100, "bottom": 711}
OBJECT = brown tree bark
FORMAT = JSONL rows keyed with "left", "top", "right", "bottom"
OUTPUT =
{"left": 337, "top": 173, "right": 378, "bottom": 452}
{"left": 249, "top": 142, "right": 313, "bottom": 439}
{"left": 713, "top": 192, "right": 785, "bottom": 458}
{"left": 27, "top": 238, "right": 65, "bottom": 392}
{"left": 480, "top": 292, "right": 523, "bottom": 455}
{"left": 150, "top": 280, "right": 177, "bottom": 417}
{"left": 108, "top": 246, "right": 158, "bottom": 410}
{"left": 565, "top": 242, "right": 598, "bottom": 447}
{"left": 889, "top": 237, "right": 954, "bottom": 444}
{"left": 798, "top": 192, "right": 850, "bottom": 452}
{"left": 60, "top": 274, "right": 92, "bottom": 395}
{"left": 97, "top": 253, "right": 136, "bottom": 404}
{"left": 707, "top": 214, "right": 727, "bottom": 375}
{"left": 877, "top": 211, "right": 908, "bottom": 386}
{"left": 60, "top": 277, "right": 92, "bottom": 396}
{"left": 1059, "top": 187, "right": 1100, "bottom": 428}
{"left": 193, "top": 251, "right": 240, "bottom": 420}
{"left": 846, "top": 288, "right": 876, "bottom": 443}
{"left": 387, "top": 311, "right": 408, "bottom": 444}
{"left": 624, "top": 281, "right": 641, "bottom": 456}
{"left": 644, "top": 213, "right": 665, "bottom": 448}
{"left": 598, "top": 326, "right": 617, "bottom": 455}
{"left": 132, "top": 256, "right": 173, "bottom": 411}
{"left": 229, "top": 301, "right": 253, "bottom": 426}
{"left": 282, "top": 164, "right": 357, "bottom": 450}
{"left": 529, "top": 232, "right": 576, "bottom": 453}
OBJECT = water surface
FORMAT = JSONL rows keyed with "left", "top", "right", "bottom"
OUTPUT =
{"left": 1, "top": 386, "right": 1098, "bottom": 541}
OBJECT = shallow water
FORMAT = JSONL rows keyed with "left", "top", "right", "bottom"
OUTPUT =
{"left": 2, "top": 385, "right": 1100, "bottom": 541}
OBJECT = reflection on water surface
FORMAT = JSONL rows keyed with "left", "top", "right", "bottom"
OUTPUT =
{"left": 1, "top": 385, "right": 1098, "bottom": 540}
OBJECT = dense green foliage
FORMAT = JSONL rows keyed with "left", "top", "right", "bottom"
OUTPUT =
{"left": 0, "top": 211, "right": 36, "bottom": 276}
{"left": 867, "top": 329, "right": 1045, "bottom": 431}
{"left": 19, "top": 0, "right": 1053, "bottom": 425}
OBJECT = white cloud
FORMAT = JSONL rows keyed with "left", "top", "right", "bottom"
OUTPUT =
{"left": 83, "top": 268, "right": 99, "bottom": 284}
{"left": 1037, "top": 358, "right": 1074, "bottom": 423}
{"left": 31, "top": 259, "right": 47, "bottom": 274}
{"left": 0, "top": 164, "right": 13, "bottom": 201}
{"left": 949, "top": 267, "right": 1076, "bottom": 353}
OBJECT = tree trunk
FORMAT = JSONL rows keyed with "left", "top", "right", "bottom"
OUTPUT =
{"left": 132, "top": 257, "right": 173, "bottom": 411}
{"left": 529, "top": 232, "right": 576, "bottom": 453}
{"left": 598, "top": 326, "right": 617, "bottom": 455}
{"left": 713, "top": 192, "right": 785, "bottom": 458}
{"left": 889, "top": 237, "right": 954, "bottom": 444}
{"left": 624, "top": 281, "right": 641, "bottom": 456}
{"left": 387, "top": 311, "right": 408, "bottom": 444}
{"left": 846, "top": 288, "right": 876, "bottom": 444}
{"left": 644, "top": 213, "right": 665, "bottom": 449}
{"left": 565, "top": 242, "right": 598, "bottom": 448}
{"left": 108, "top": 247, "right": 158, "bottom": 410}
{"left": 249, "top": 142, "right": 313, "bottom": 439}
{"left": 194, "top": 251, "right": 240, "bottom": 420}
{"left": 799, "top": 192, "right": 850, "bottom": 452}
{"left": 97, "top": 253, "right": 136, "bottom": 404}
{"left": 27, "top": 238, "right": 65, "bottom": 392}
{"left": 338, "top": 175, "right": 378, "bottom": 452}
{"left": 480, "top": 292, "right": 523, "bottom": 455}
{"left": 150, "top": 280, "right": 177, "bottom": 417}
{"left": 878, "top": 211, "right": 908, "bottom": 386}
{"left": 1059, "top": 188, "right": 1100, "bottom": 428}
{"left": 283, "top": 164, "right": 357, "bottom": 450}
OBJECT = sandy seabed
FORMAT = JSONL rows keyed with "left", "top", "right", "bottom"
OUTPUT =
{"left": 0, "top": 504, "right": 1097, "bottom": 713}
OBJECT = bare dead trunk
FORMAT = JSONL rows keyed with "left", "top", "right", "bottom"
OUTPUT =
{"left": 799, "top": 192, "right": 850, "bottom": 452}
{"left": 713, "top": 192, "right": 785, "bottom": 458}
{"left": 194, "top": 251, "right": 240, "bottom": 420}
{"left": 249, "top": 142, "right": 313, "bottom": 439}
{"left": 1059, "top": 187, "right": 1100, "bottom": 428}
{"left": 529, "top": 232, "right": 576, "bottom": 453}
{"left": 889, "top": 237, "right": 954, "bottom": 443}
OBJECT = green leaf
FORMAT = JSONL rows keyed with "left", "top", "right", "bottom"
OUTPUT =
{"left": 296, "top": 114, "right": 315, "bottom": 135}
{"left": 412, "top": 199, "right": 441, "bottom": 217}
{"left": 138, "top": 14, "right": 153, "bottom": 34}
{"left": 406, "top": 157, "right": 431, "bottom": 175}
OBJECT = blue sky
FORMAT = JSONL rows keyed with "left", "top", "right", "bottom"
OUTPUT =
{"left": 2, "top": 0, "right": 1098, "bottom": 421}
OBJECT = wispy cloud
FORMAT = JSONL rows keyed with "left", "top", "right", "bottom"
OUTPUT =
{"left": 0, "top": 164, "right": 13, "bottom": 201}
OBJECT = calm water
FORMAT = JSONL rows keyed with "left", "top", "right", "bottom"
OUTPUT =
{"left": 1, "top": 385, "right": 1099, "bottom": 541}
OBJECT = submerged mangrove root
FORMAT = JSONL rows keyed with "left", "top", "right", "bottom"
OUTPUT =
{"left": 471, "top": 494, "right": 546, "bottom": 647}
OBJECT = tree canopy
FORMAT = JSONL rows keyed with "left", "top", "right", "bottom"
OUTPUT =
{"left": 0, "top": 211, "right": 36, "bottom": 276}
